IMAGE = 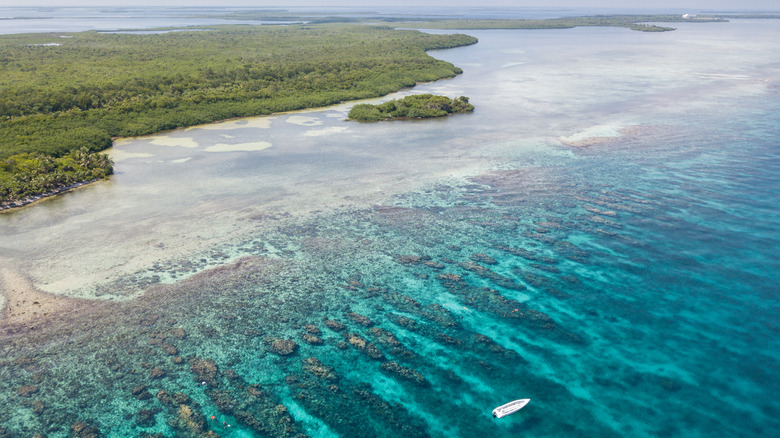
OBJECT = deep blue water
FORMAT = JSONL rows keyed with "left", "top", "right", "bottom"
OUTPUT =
{"left": 1, "top": 11, "right": 779, "bottom": 438}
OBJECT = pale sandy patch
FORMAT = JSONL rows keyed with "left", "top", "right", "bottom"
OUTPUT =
{"left": 302, "top": 126, "right": 349, "bottom": 137}
{"left": 560, "top": 124, "right": 643, "bottom": 147}
{"left": 108, "top": 150, "right": 155, "bottom": 162}
{"left": 559, "top": 123, "right": 623, "bottom": 147}
{"left": 112, "top": 138, "right": 134, "bottom": 146}
{"left": 149, "top": 136, "right": 200, "bottom": 148}
{"left": 204, "top": 141, "right": 272, "bottom": 152}
{"left": 0, "top": 260, "right": 77, "bottom": 325}
{"left": 171, "top": 157, "right": 193, "bottom": 163}
{"left": 188, "top": 117, "right": 274, "bottom": 131}
{"left": 286, "top": 115, "right": 323, "bottom": 126}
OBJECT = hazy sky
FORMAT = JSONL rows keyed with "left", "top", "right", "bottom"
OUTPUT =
{"left": 2, "top": 0, "right": 778, "bottom": 10}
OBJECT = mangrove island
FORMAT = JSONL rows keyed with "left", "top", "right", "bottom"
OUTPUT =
{"left": 348, "top": 94, "right": 474, "bottom": 122}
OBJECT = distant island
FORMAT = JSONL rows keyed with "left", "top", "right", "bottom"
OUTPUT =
{"left": 211, "top": 13, "right": 762, "bottom": 33}
{"left": 383, "top": 15, "right": 717, "bottom": 32}
{"left": 348, "top": 95, "right": 474, "bottom": 122}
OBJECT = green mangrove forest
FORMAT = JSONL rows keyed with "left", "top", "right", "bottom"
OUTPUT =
{"left": 0, "top": 24, "right": 477, "bottom": 206}
{"left": 348, "top": 94, "right": 474, "bottom": 121}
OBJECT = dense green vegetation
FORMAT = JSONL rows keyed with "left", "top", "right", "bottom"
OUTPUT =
{"left": 0, "top": 148, "right": 113, "bottom": 206}
{"left": 0, "top": 25, "right": 476, "bottom": 157}
{"left": 348, "top": 94, "right": 474, "bottom": 121}
{"left": 0, "top": 24, "right": 477, "bottom": 204}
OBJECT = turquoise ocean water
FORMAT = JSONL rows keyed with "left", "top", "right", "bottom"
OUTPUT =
{"left": 1, "top": 12, "right": 779, "bottom": 438}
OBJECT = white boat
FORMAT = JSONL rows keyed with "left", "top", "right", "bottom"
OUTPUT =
{"left": 492, "top": 398, "right": 530, "bottom": 418}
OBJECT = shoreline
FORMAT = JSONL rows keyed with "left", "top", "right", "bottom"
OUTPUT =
{"left": 0, "top": 24, "right": 476, "bottom": 212}
{"left": 0, "top": 178, "right": 102, "bottom": 212}
{"left": 0, "top": 259, "right": 84, "bottom": 327}
{"left": 0, "top": 76, "right": 465, "bottom": 213}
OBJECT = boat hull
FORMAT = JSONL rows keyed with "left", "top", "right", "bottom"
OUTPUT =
{"left": 492, "top": 398, "right": 530, "bottom": 418}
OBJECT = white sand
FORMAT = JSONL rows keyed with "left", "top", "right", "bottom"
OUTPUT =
{"left": 204, "top": 141, "right": 272, "bottom": 152}
{"left": 187, "top": 116, "right": 275, "bottom": 131}
{"left": 149, "top": 136, "right": 200, "bottom": 148}
{"left": 108, "top": 150, "right": 155, "bottom": 162}
{"left": 285, "top": 115, "right": 323, "bottom": 126}
{"left": 302, "top": 127, "right": 350, "bottom": 137}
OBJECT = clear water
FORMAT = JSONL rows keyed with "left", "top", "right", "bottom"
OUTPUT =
{"left": 1, "top": 16, "right": 779, "bottom": 438}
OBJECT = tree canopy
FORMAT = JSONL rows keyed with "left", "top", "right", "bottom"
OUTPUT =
{"left": 348, "top": 94, "right": 474, "bottom": 122}
{"left": 0, "top": 148, "right": 113, "bottom": 207}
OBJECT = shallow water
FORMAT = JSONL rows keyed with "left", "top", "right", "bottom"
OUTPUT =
{"left": 1, "top": 19, "right": 779, "bottom": 438}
